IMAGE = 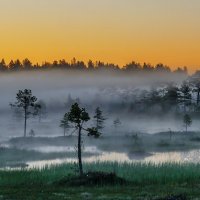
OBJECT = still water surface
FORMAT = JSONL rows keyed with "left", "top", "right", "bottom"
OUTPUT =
{"left": 26, "top": 146, "right": 200, "bottom": 168}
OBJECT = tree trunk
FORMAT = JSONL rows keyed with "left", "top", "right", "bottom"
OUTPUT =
{"left": 39, "top": 113, "right": 41, "bottom": 123}
{"left": 24, "top": 108, "right": 27, "bottom": 137}
{"left": 78, "top": 126, "right": 83, "bottom": 176}
{"left": 184, "top": 96, "right": 186, "bottom": 113}
{"left": 64, "top": 127, "right": 66, "bottom": 137}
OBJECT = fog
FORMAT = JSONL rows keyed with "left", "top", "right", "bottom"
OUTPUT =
{"left": 2, "top": 70, "right": 200, "bottom": 167}
{"left": 0, "top": 70, "right": 192, "bottom": 140}
{"left": 0, "top": 70, "right": 189, "bottom": 140}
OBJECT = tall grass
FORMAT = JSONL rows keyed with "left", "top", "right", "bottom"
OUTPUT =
{"left": 1, "top": 162, "right": 200, "bottom": 187}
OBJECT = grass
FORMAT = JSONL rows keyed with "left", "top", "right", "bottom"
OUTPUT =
{"left": 4, "top": 133, "right": 200, "bottom": 199}
{"left": 1, "top": 159, "right": 200, "bottom": 186}
{"left": 1, "top": 162, "right": 200, "bottom": 199}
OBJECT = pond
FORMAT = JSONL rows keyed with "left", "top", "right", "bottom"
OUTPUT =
{"left": 26, "top": 147, "right": 200, "bottom": 169}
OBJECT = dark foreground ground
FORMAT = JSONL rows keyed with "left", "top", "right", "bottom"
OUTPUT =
{"left": 1, "top": 185, "right": 198, "bottom": 200}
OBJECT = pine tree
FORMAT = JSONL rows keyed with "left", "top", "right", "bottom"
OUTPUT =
{"left": 183, "top": 114, "right": 192, "bottom": 133}
{"left": 10, "top": 89, "right": 41, "bottom": 137}
{"left": 113, "top": 118, "right": 122, "bottom": 129}
{"left": 180, "top": 81, "right": 192, "bottom": 113}
{"left": 60, "top": 113, "right": 70, "bottom": 136}
{"left": 94, "top": 107, "right": 105, "bottom": 134}
{"left": 67, "top": 103, "right": 100, "bottom": 176}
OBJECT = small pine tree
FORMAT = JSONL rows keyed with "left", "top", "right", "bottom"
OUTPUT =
{"left": 183, "top": 114, "right": 192, "bottom": 133}
{"left": 113, "top": 118, "right": 121, "bottom": 128}
{"left": 67, "top": 103, "right": 101, "bottom": 176}
{"left": 37, "top": 100, "right": 47, "bottom": 122}
{"left": 60, "top": 113, "right": 70, "bottom": 136}
{"left": 29, "top": 129, "right": 35, "bottom": 137}
{"left": 94, "top": 107, "right": 106, "bottom": 135}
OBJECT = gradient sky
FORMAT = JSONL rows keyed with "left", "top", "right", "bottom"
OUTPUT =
{"left": 0, "top": 0, "right": 200, "bottom": 72}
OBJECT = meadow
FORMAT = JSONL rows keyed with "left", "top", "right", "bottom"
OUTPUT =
{"left": 1, "top": 162, "right": 200, "bottom": 199}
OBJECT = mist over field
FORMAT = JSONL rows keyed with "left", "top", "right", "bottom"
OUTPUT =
{"left": 1, "top": 1, "right": 200, "bottom": 198}
{"left": 1, "top": 68, "right": 200, "bottom": 171}
{"left": 0, "top": 69, "right": 190, "bottom": 140}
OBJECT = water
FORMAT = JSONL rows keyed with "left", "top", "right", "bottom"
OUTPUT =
{"left": 23, "top": 146, "right": 101, "bottom": 153}
{"left": 26, "top": 147, "right": 200, "bottom": 169}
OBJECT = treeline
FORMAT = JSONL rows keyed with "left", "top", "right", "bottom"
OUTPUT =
{"left": 117, "top": 78, "right": 200, "bottom": 115}
{"left": 0, "top": 58, "right": 188, "bottom": 74}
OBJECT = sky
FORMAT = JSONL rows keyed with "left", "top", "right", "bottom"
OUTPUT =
{"left": 0, "top": 0, "right": 200, "bottom": 72}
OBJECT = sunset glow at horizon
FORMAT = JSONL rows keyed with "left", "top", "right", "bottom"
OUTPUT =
{"left": 0, "top": 0, "right": 200, "bottom": 73}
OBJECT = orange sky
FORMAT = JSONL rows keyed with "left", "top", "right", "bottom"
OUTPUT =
{"left": 0, "top": 0, "right": 200, "bottom": 73}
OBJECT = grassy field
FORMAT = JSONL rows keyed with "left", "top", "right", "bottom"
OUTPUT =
{"left": 3, "top": 133, "right": 200, "bottom": 199}
{"left": 1, "top": 162, "right": 200, "bottom": 199}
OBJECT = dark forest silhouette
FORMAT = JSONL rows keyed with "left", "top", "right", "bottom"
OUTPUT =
{"left": 0, "top": 58, "right": 190, "bottom": 75}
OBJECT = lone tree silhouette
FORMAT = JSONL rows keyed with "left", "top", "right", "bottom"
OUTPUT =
{"left": 37, "top": 100, "right": 47, "bottom": 122}
{"left": 60, "top": 113, "right": 71, "bottom": 136}
{"left": 67, "top": 103, "right": 100, "bottom": 176}
{"left": 29, "top": 129, "right": 35, "bottom": 137}
{"left": 94, "top": 107, "right": 106, "bottom": 135}
{"left": 183, "top": 114, "right": 192, "bottom": 133}
{"left": 113, "top": 118, "right": 122, "bottom": 129}
{"left": 10, "top": 89, "right": 41, "bottom": 137}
